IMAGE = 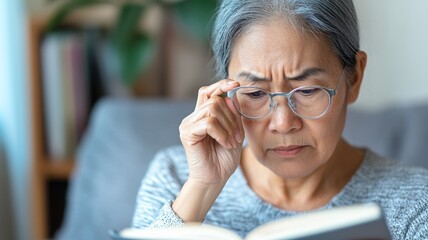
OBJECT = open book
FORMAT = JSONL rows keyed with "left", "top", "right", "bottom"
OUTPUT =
{"left": 110, "top": 203, "right": 391, "bottom": 240}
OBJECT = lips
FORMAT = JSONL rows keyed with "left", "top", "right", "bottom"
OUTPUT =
{"left": 270, "top": 145, "right": 306, "bottom": 157}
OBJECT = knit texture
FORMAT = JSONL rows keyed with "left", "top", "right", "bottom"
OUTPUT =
{"left": 132, "top": 146, "right": 428, "bottom": 239}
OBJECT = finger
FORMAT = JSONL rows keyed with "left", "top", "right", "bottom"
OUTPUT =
{"left": 186, "top": 117, "right": 234, "bottom": 149}
{"left": 224, "top": 97, "right": 245, "bottom": 144}
{"left": 195, "top": 96, "right": 240, "bottom": 147}
{"left": 196, "top": 79, "right": 240, "bottom": 108}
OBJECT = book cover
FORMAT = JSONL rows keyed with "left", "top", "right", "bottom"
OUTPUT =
{"left": 41, "top": 33, "right": 67, "bottom": 160}
{"left": 110, "top": 203, "right": 391, "bottom": 240}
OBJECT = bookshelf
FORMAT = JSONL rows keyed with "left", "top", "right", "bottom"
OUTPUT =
{"left": 27, "top": 3, "right": 213, "bottom": 239}
{"left": 28, "top": 16, "right": 73, "bottom": 240}
{"left": 27, "top": 7, "right": 117, "bottom": 237}
{"left": 27, "top": 6, "right": 158, "bottom": 238}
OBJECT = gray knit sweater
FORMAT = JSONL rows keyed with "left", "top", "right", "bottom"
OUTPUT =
{"left": 132, "top": 146, "right": 428, "bottom": 239}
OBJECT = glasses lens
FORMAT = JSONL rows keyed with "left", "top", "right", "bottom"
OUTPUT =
{"left": 233, "top": 87, "right": 271, "bottom": 118}
{"left": 290, "top": 87, "right": 331, "bottom": 118}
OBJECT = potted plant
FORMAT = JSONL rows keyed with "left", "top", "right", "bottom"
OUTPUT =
{"left": 47, "top": 0, "right": 217, "bottom": 93}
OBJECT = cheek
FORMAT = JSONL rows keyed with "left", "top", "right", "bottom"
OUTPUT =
{"left": 242, "top": 119, "right": 258, "bottom": 141}
{"left": 242, "top": 118, "right": 267, "bottom": 152}
{"left": 313, "top": 94, "right": 348, "bottom": 152}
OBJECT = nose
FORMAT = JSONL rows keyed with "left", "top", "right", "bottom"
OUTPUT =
{"left": 268, "top": 97, "right": 302, "bottom": 134}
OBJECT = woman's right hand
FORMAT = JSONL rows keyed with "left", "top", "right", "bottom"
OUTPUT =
{"left": 172, "top": 80, "right": 244, "bottom": 222}
{"left": 179, "top": 79, "right": 244, "bottom": 186}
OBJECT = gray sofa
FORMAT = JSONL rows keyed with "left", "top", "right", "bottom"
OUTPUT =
{"left": 56, "top": 98, "right": 428, "bottom": 240}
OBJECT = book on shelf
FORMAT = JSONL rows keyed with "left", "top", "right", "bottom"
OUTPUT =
{"left": 109, "top": 203, "right": 391, "bottom": 240}
{"left": 41, "top": 33, "right": 70, "bottom": 160}
{"left": 40, "top": 29, "right": 107, "bottom": 160}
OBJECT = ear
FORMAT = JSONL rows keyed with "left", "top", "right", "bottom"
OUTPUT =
{"left": 347, "top": 51, "right": 367, "bottom": 104}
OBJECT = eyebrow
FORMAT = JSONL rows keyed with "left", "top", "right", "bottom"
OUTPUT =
{"left": 286, "top": 67, "right": 325, "bottom": 81}
{"left": 235, "top": 72, "right": 269, "bottom": 82}
{"left": 235, "top": 67, "right": 325, "bottom": 82}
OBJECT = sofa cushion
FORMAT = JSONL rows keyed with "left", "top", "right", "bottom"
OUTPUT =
{"left": 344, "top": 104, "right": 428, "bottom": 168}
{"left": 56, "top": 98, "right": 195, "bottom": 240}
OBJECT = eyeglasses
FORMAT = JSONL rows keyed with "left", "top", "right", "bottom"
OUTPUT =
{"left": 227, "top": 69, "right": 345, "bottom": 120}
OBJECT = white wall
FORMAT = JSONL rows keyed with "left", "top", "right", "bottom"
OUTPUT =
{"left": 354, "top": 0, "right": 428, "bottom": 109}
{"left": 0, "top": 0, "right": 31, "bottom": 240}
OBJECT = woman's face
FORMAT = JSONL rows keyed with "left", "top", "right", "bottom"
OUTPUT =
{"left": 228, "top": 21, "right": 353, "bottom": 179}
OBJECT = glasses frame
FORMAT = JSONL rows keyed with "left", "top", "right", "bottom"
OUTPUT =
{"left": 227, "top": 69, "right": 345, "bottom": 120}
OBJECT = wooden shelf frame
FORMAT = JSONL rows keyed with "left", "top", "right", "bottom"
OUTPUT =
{"left": 28, "top": 16, "right": 76, "bottom": 240}
{"left": 43, "top": 160, "right": 75, "bottom": 180}
{"left": 29, "top": 16, "right": 48, "bottom": 240}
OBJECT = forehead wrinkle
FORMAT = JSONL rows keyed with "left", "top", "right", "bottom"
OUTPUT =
{"left": 285, "top": 67, "right": 325, "bottom": 81}
{"left": 229, "top": 19, "right": 340, "bottom": 85}
{"left": 235, "top": 71, "right": 269, "bottom": 82}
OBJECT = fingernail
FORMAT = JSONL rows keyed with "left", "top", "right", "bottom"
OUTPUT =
{"left": 227, "top": 80, "right": 235, "bottom": 85}
{"left": 235, "top": 131, "right": 242, "bottom": 143}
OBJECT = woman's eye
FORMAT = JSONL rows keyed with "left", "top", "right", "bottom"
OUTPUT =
{"left": 297, "top": 88, "right": 319, "bottom": 96}
{"left": 245, "top": 91, "right": 266, "bottom": 99}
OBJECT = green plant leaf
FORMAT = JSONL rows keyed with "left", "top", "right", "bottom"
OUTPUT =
{"left": 110, "top": 3, "right": 155, "bottom": 86}
{"left": 47, "top": 0, "right": 103, "bottom": 31}
{"left": 110, "top": 3, "right": 144, "bottom": 48}
{"left": 118, "top": 34, "right": 155, "bottom": 86}
{"left": 172, "top": 0, "right": 218, "bottom": 42}
{"left": 48, "top": 1, "right": 157, "bottom": 86}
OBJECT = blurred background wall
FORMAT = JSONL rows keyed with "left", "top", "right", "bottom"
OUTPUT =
{"left": 22, "top": 0, "right": 428, "bottom": 108}
{"left": 0, "top": 0, "right": 427, "bottom": 240}
{"left": 354, "top": 0, "right": 428, "bottom": 109}
{"left": 0, "top": 0, "right": 30, "bottom": 240}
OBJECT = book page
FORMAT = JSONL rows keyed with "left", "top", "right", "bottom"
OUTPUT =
{"left": 119, "top": 224, "right": 242, "bottom": 240}
{"left": 246, "top": 203, "right": 384, "bottom": 240}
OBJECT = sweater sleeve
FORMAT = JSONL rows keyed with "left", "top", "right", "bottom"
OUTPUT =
{"left": 132, "top": 147, "right": 187, "bottom": 229}
{"left": 405, "top": 197, "right": 428, "bottom": 239}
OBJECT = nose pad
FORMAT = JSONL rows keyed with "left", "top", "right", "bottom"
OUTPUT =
{"left": 269, "top": 100, "right": 276, "bottom": 109}
{"left": 289, "top": 99, "right": 296, "bottom": 111}
{"left": 273, "top": 96, "right": 302, "bottom": 120}
{"left": 271, "top": 97, "right": 293, "bottom": 115}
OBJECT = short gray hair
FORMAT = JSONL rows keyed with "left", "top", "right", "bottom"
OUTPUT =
{"left": 211, "top": 0, "right": 359, "bottom": 79}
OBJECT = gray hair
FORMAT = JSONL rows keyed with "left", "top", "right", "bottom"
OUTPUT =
{"left": 211, "top": 0, "right": 360, "bottom": 80}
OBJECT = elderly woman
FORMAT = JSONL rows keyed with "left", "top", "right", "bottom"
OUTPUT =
{"left": 132, "top": 0, "right": 428, "bottom": 239}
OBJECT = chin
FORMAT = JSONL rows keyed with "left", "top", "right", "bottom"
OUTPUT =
{"left": 275, "top": 165, "right": 317, "bottom": 179}
{"left": 264, "top": 156, "right": 323, "bottom": 179}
